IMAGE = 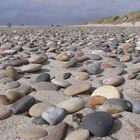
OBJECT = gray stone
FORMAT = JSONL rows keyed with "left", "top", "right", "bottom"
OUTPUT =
{"left": 88, "top": 54, "right": 102, "bottom": 61}
{"left": 99, "top": 98, "right": 132, "bottom": 114}
{"left": 42, "top": 107, "right": 66, "bottom": 125}
{"left": 133, "top": 100, "right": 140, "bottom": 114}
{"left": 87, "top": 63, "right": 102, "bottom": 75}
{"left": 35, "top": 73, "right": 50, "bottom": 82}
{"left": 82, "top": 111, "right": 114, "bottom": 137}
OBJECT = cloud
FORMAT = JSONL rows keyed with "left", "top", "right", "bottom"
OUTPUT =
{"left": 0, "top": 0, "right": 140, "bottom": 25}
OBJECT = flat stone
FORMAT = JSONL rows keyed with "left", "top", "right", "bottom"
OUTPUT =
{"left": 21, "top": 64, "right": 41, "bottom": 73}
{"left": 18, "top": 128, "right": 48, "bottom": 139}
{"left": 104, "top": 67, "right": 124, "bottom": 76}
{"left": 11, "top": 96, "right": 36, "bottom": 114}
{"left": 65, "top": 129, "right": 89, "bottom": 140}
{"left": 10, "top": 59, "right": 29, "bottom": 67}
{"left": 99, "top": 98, "right": 132, "bottom": 114}
{"left": 7, "top": 85, "right": 32, "bottom": 95}
{"left": 45, "top": 122, "right": 68, "bottom": 140}
{"left": 64, "top": 83, "right": 91, "bottom": 96}
{"left": 82, "top": 111, "right": 114, "bottom": 137}
{"left": 42, "top": 107, "right": 66, "bottom": 125}
{"left": 91, "top": 85, "right": 120, "bottom": 99}
{"left": 75, "top": 72, "right": 89, "bottom": 80}
{"left": 88, "top": 54, "right": 102, "bottom": 60}
{"left": 5, "top": 91, "right": 24, "bottom": 102}
{"left": 29, "top": 54, "right": 48, "bottom": 64}
{"left": 103, "top": 75, "right": 124, "bottom": 86}
{"left": 101, "top": 63, "right": 114, "bottom": 69}
{"left": 6, "top": 81, "right": 20, "bottom": 89}
{"left": 64, "top": 58, "right": 78, "bottom": 68}
{"left": 32, "top": 117, "right": 48, "bottom": 125}
{"left": 56, "top": 54, "right": 70, "bottom": 61}
{"left": 88, "top": 96, "right": 107, "bottom": 107}
{"left": 0, "top": 95, "right": 11, "bottom": 105}
{"left": 0, "top": 109, "right": 13, "bottom": 120}
{"left": 35, "top": 73, "right": 50, "bottom": 82}
{"left": 51, "top": 78, "right": 71, "bottom": 88}
{"left": 77, "top": 56, "right": 89, "bottom": 62}
{"left": 32, "top": 82, "right": 57, "bottom": 91}
{"left": 109, "top": 61, "right": 126, "bottom": 68}
{"left": 57, "top": 97, "right": 86, "bottom": 113}
{"left": 133, "top": 100, "right": 140, "bottom": 114}
{"left": 5, "top": 66, "right": 19, "bottom": 80}
{"left": 29, "top": 102, "right": 55, "bottom": 117}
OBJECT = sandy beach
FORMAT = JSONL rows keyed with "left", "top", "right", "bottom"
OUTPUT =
{"left": 0, "top": 26, "right": 140, "bottom": 140}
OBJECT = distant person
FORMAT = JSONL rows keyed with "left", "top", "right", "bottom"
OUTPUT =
{"left": 7, "top": 23, "right": 11, "bottom": 28}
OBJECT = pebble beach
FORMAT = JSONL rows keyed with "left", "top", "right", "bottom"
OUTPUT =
{"left": 0, "top": 25, "right": 140, "bottom": 140}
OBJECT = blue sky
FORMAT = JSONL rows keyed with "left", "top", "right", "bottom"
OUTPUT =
{"left": 0, "top": 0, "right": 140, "bottom": 25}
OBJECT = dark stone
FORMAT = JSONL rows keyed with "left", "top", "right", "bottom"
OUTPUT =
{"left": 11, "top": 96, "right": 36, "bottom": 114}
{"left": 82, "top": 111, "right": 114, "bottom": 137}
{"left": 63, "top": 73, "right": 72, "bottom": 79}
{"left": 35, "top": 73, "right": 50, "bottom": 82}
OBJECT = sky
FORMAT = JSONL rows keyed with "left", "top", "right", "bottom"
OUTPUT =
{"left": 0, "top": 0, "right": 140, "bottom": 25}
